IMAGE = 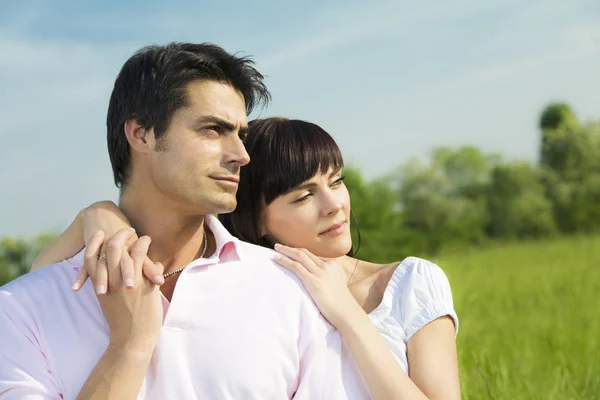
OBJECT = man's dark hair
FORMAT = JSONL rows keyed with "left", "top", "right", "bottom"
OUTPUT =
{"left": 106, "top": 42, "right": 271, "bottom": 187}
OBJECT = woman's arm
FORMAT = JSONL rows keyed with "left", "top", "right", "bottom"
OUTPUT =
{"left": 30, "top": 201, "right": 164, "bottom": 294}
{"left": 30, "top": 211, "right": 85, "bottom": 270}
{"left": 336, "top": 306, "right": 460, "bottom": 400}
{"left": 273, "top": 245, "right": 460, "bottom": 400}
{"left": 406, "top": 317, "right": 461, "bottom": 398}
{"left": 30, "top": 201, "right": 164, "bottom": 292}
{"left": 31, "top": 201, "right": 132, "bottom": 271}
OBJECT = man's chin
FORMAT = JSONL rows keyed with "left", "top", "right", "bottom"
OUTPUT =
{"left": 208, "top": 200, "right": 237, "bottom": 215}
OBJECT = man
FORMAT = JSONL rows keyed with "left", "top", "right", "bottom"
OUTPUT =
{"left": 0, "top": 43, "right": 347, "bottom": 399}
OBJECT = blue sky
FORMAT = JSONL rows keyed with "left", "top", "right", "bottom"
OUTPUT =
{"left": 1, "top": 0, "right": 599, "bottom": 236}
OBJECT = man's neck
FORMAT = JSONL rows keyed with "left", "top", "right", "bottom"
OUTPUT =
{"left": 119, "top": 186, "right": 212, "bottom": 272}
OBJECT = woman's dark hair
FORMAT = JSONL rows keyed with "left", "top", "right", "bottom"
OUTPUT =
{"left": 106, "top": 42, "right": 271, "bottom": 188}
{"left": 220, "top": 117, "right": 360, "bottom": 255}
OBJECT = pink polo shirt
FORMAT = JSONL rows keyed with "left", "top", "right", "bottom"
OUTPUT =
{"left": 0, "top": 215, "right": 356, "bottom": 399}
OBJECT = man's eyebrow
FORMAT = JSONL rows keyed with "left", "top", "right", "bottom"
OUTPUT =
{"left": 194, "top": 115, "right": 245, "bottom": 131}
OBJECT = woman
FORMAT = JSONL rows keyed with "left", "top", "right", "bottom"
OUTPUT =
{"left": 32, "top": 118, "right": 461, "bottom": 399}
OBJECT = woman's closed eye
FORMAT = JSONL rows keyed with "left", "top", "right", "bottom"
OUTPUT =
{"left": 330, "top": 175, "right": 345, "bottom": 187}
{"left": 293, "top": 192, "right": 314, "bottom": 203}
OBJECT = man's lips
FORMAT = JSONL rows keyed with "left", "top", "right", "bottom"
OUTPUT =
{"left": 211, "top": 176, "right": 240, "bottom": 184}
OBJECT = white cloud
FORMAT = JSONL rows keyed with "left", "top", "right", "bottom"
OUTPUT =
{"left": 333, "top": 20, "right": 600, "bottom": 178}
{"left": 258, "top": 0, "right": 487, "bottom": 70}
{"left": 258, "top": 0, "right": 597, "bottom": 71}
{"left": 1, "top": 0, "right": 598, "bottom": 236}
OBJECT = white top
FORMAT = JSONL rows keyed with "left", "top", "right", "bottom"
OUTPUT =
{"left": 342, "top": 256, "right": 459, "bottom": 396}
{"left": 0, "top": 215, "right": 353, "bottom": 399}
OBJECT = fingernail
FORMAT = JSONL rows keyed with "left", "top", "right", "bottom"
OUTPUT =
{"left": 96, "top": 285, "right": 106, "bottom": 295}
{"left": 72, "top": 282, "right": 81, "bottom": 291}
{"left": 124, "top": 279, "right": 135, "bottom": 288}
{"left": 273, "top": 254, "right": 281, "bottom": 261}
{"left": 274, "top": 243, "right": 282, "bottom": 249}
{"left": 127, "top": 228, "right": 136, "bottom": 233}
{"left": 154, "top": 276, "right": 165, "bottom": 285}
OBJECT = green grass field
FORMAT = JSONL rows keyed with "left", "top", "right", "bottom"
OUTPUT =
{"left": 434, "top": 235, "right": 600, "bottom": 399}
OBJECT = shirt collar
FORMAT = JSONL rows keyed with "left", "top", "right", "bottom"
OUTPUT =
{"left": 205, "top": 214, "right": 244, "bottom": 261}
{"left": 70, "top": 214, "right": 245, "bottom": 271}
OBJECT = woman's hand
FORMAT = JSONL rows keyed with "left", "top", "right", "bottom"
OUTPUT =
{"left": 30, "top": 201, "right": 138, "bottom": 272}
{"left": 74, "top": 229, "right": 164, "bottom": 294}
{"left": 273, "top": 244, "right": 361, "bottom": 329}
{"left": 82, "top": 228, "right": 164, "bottom": 346}
{"left": 72, "top": 201, "right": 164, "bottom": 293}
{"left": 80, "top": 201, "right": 132, "bottom": 247}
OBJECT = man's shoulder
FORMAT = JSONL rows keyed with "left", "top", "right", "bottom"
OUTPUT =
{"left": 1, "top": 257, "right": 81, "bottom": 307}
{"left": 236, "top": 241, "right": 300, "bottom": 282}
{"left": 234, "top": 241, "right": 326, "bottom": 316}
{"left": 0, "top": 252, "right": 100, "bottom": 341}
{"left": 236, "top": 240, "right": 277, "bottom": 260}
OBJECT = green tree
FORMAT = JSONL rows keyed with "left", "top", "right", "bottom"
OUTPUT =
{"left": 539, "top": 103, "right": 580, "bottom": 172}
{"left": 343, "top": 166, "right": 411, "bottom": 262}
{"left": 393, "top": 146, "right": 499, "bottom": 254}
{"left": 539, "top": 104, "right": 600, "bottom": 233}
{"left": 487, "top": 161, "right": 556, "bottom": 238}
{"left": 0, "top": 234, "right": 57, "bottom": 285}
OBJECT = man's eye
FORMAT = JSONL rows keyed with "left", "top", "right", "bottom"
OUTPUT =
{"left": 206, "top": 126, "right": 221, "bottom": 134}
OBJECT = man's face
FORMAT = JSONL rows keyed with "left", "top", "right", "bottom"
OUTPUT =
{"left": 146, "top": 80, "right": 250, "bottom": 215}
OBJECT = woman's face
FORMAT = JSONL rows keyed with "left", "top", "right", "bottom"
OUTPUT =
{"left": 261, "top": 168, "right": 352, "bottom": 258}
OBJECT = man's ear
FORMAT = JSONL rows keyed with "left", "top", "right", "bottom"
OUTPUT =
{"left": 124, "top": 119, "right": 154, "bottom": 154}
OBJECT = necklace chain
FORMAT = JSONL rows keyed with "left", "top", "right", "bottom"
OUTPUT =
{"left": 162, "top": 232, "right": 357, "bottom": 284}
{"left": 347, "top": 258, "right": 359, "bottom": 286}
{"left": 162, "top": 227, "right": 207, "bottom": 279}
